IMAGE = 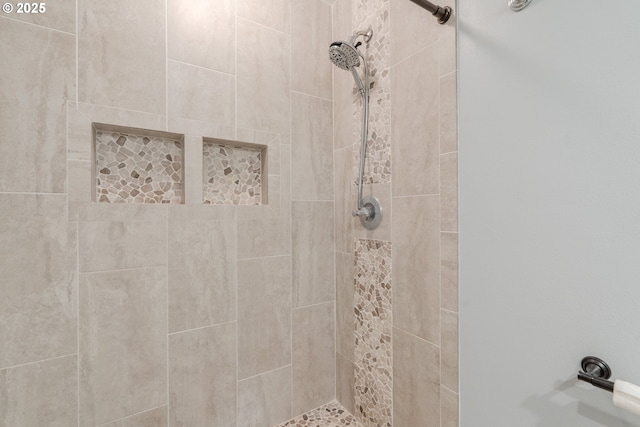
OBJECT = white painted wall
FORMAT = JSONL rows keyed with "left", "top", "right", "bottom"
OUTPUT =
{"left": 459, "top": 1, "right": 640, "bottom": 425}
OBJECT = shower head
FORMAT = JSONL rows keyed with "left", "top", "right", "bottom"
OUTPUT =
{"left": 329, "top": 41, "right": 361, "bottom": 71}
{"left": 328, "top": 26, "right": 373, "bottom": 70}
{"left": 328, "top": 27, "right": 373, "bottom": 96}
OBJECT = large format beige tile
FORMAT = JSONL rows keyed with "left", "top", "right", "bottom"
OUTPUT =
{"left": 76, "top": 102, "right": 166, "bottom": 133}
{"left": 169, "top": 323, "right": 236, "bottom": 427}
{"left": 441, "top": 232, "right": 459, "bottom": 312}
{"left": 168, "top": 218, "right": 236, "bottom": 333}
{"left": 237, "top": 0, "right": 290, "bottom": 34}
{"left": 336, "top": 252, "right": 354, "bottom": 360}
{"left": 333, "top": 69, "right": 356, "bottom": 150}
{"left": 336, "top": 352, "right": 355, "bottom": 416}
{"left": 238, "top": 366, "right": 291, "bottom": 427}
{"left": 79, "top": 268, "right": 167, "bottom": 427}
{"left": 237, "top": 256, "right": 292, "bottom": 379}
{"left": 237, "top": 18, "right": 290, "bottom": 135}
{"left": 167, "top": 0, "right": 234, "bottom": 73}
{"left": 0, "top": 19, "right": 75, "bottom": 193}
{"left": 78, "top": 0, "right": 166, "bottom": 114}
{"left": 391, "top": 43, "right": 440, "bottom": 196}
{"left": 0, "top": 355, "right": 77, "bottom": 427}
{"left": 392, "top": 195, "right": 440, "bottom": 344}
{"left": 291, "top": 92, "right": 334, "bottom": 201}
{"left": 393, "top": 328, "right": 440, "bottom": 427}
{"left": 390, "top": 0, "right": 439, "bottom": 66}
{"left": 292, "top": 302, "right": 335, "bottom": 415}
{"left": 441, "top": 152, "right": 458, "bottom": 232}
{"left": 97, "top": 406, "right": 167, "bottom": 427}
{"left": 331, "top": 0, "right": 354, "bottom": 150}
{"left": 168, "top": 60, "right": 235, "bottom": 125}
{"left": 3, "top": 0, "right": 76, "bottom": 33}
{"left": 441, "top": 386, "right": 459, "bottom": 427}
{"left": 237, "top": 217, "right": 290, "bottom": 259}
{"left": 292, "top": 201, "right": 335, "bottom": 308}
{"left": 441, "top": 309, "right": 459, "bottom": 392}
{"left": 334, "top": 146, "right": 354, "bottom": 253}
{"left": 440, "top": 71, "right": 457, "bottom": 154}
{"left": 67, "top": 102, "right": 93, "bottom": 161}
{"left": 291, "top": 0, "right": 332, "bottom": 99}
{"left": 78, "top": 220, "right": 167, "bottom": 272}
{"left": 0, "top": 195, "right": 77, "bottom": 368}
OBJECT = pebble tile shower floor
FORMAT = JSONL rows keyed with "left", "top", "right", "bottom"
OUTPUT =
{"left": 275, "top": 401, "right": 362, "bottom": 427}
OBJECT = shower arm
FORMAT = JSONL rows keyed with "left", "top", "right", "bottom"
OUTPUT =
{"left": 408, "top": 0, "right": 452, "bottom": 24}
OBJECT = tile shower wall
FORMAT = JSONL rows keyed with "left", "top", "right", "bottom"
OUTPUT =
{"left": 332, "top": 0, "right": 458, "bottom": 426}
{"left": 0, "top": 0, "right": 335, "bottom": 426}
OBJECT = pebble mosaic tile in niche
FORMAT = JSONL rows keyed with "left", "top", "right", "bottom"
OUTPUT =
{"left": 203, "top": 143, "right": 262, "bottom": 205}
{"left": 95, "top": 129, "right": 184, "bottom": 204}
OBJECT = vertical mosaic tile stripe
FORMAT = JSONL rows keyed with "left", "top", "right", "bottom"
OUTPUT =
{"left": 95, "top": 129, "right": 183, "bottom": 204}
{"left": 354, "top": 239, "right": 392, "bottom": 427}
{"left": 275, "top": 401, "right": 363, "bottom": 427}
{"left": 203, "top": 143, "right": 262, "bottom": 205}
{"left": 353, "top": 0, "right": 391, "bottom": 185}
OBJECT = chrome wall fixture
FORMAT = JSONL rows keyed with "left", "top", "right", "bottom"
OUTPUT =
{"left": 408, "top": 0, "right": 452, "bottom": 24}
{"left": 509, "top": 0, "right": 533, "bottom": 12}
{"left": 328, "top": 27, "right": 383, "bottom": 231}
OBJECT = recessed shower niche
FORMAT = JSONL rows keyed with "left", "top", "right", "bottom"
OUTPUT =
{"left": 202, "top": 137, "right": 267, "bottom": 205}
{"left": 94, "top": 124, "right": 185, "bottom": 204}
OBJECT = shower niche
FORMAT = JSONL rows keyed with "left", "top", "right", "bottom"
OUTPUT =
{"left": 93, "top": 123, "right": 185, "bottom": 204}
{"left": 202, "top": 137, "right": 267, "bottom": 205}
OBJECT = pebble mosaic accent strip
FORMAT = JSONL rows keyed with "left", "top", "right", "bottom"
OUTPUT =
{"left": 203, "top": 143, "right": 262, "bottom": 205}
{"left": 353, "top": 0, "right": 391, "bottom": 185}
{"left": 354, "top": 239, "right": 392, "bottom": 427}
{"left": 275, "top": 401, "right": 362, "bottom": 427}
{"left": 95, "top": 129, "right": 183, "bottom": 204}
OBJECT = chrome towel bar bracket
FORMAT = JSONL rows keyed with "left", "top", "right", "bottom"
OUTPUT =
{"left": 577, "top": 356, "right": 615, "bottom": 393}
{"left": 408, "top": 0, "right": 452, "bottom": 24}
{"left": 509, "top": 0, "right": 533, "bottom": 12}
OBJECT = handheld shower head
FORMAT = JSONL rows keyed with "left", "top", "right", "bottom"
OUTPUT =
{"left": 329, "top": 42, "right": 360, "bottom": 71}
{"left": 328, "top": 27, "right": 373, "bottom": 95}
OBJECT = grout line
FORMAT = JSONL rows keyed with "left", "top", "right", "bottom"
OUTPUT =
{"left": 391, "top": 193, "right": 440, "bottom": 199}
{"left": 165, "top": 167, "right": 170, "bottom": 424}
{"left": 0, "top": 191, "right": 67, "bottom": 196}
{"left": 440, "top": 150, "right": 459, "bottom": 156}
{"left": 76, "top": 216, "right": 80, "bottom": 427}
{"left": 165, "top": 0, "right": 169, "bottom": 130}
{"left": 167, "top": 319, "right": 237, "bottom": 337}
{"left": 238, "top": 364, "right": 291, "bottom": 384}
{"left": 167, "top": 58, "right": 236, "bottom": 77}
{"left": 237, "top": 15, "right": 290, "bottom": 37}
{"left": 441, "top": 384, "right": 458, "bottom": 395}
{"left": 236, "top": 254, "right": 290, "bottom": 262}
{"left": 288, "top": 0, "right": 293, "bottom": 417}
{"left": 93, "top": 404, "right": 168, "bottom": 427}
{"left": 0, "top": 14, "right": 75, "bottom": 35}
{"left": 75, "top": 1, "right": 79, "bottom": 105}
{"left": 292, "top": 299, "right": 335, "bottom": 312}
{"left": 389, "top": 36, "right": 440, "bottom": 69}
{"left": 0, "top": 352, "right": 77, "bottom": 372}
{"left": 290, "top": 89, "right": 333, "bottom": 103}
{"left": 234, "top": 0, "right": 240, "bottom": 422}
{"left": 78, "top": 265, "right": 168, "bottom": 275}
{"left": 392, "top": 324, "right": 441, "bottom": 349}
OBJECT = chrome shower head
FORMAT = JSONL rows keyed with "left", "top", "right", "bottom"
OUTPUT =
{"left": 329, "top": 41, "right": 361, "bottom": 70}
{"left": 328, "top": 26, "right": 372, "bottom": 70}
